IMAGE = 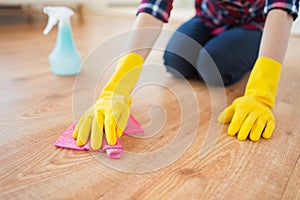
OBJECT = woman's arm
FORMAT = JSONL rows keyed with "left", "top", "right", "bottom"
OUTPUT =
{"left": 125, "top": 12, "right": 164, "bottom": 59}
{"left": 218, "top": 9, "right": 295, "bottom": 141}
{"left": 259, "top": 9, "right": 294, "bottom": 63}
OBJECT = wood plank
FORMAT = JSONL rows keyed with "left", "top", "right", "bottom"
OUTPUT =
{"left": 282, "top": 158, "right": 300, "bottom": 199}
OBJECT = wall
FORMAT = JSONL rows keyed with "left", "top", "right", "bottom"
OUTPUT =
{"left": 291, "top": 15, "right": 300, "bottom": 35}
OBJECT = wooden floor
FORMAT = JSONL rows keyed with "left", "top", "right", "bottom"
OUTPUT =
{"left": 0, "top": 14, "right": 299, "bottom": 200}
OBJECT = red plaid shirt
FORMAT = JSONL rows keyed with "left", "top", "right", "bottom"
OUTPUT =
{"left": 137, "top": 0, "right": 299, "bottom": 34}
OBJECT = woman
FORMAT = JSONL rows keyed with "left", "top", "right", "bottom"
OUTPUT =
{"left": 72, "top": 0, "right": 299, "bottom": 150}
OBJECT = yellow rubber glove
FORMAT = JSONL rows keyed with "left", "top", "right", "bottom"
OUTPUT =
{"left": 218, "top": 57, "right": 281, "bottom": 141}
{"left": 72, "top": 52, "right": 144, "bottom": 149}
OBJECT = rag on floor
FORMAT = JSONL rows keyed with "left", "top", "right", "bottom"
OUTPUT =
{"left": 54, "top": 114, "right": 144, "bottom": 159}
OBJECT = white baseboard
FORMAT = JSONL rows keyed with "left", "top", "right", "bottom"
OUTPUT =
{"left": 291, "top": 16, "right": 300, "bottom": 36}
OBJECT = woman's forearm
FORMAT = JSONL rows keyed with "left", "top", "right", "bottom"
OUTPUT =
{"left": 125, "top": 13, "right": 164, "bottom": 59}
{"left": 259, "top": 9, "right": 293, "bottom": 64}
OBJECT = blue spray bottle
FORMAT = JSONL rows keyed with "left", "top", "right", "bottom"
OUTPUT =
{"left": 43, "top": 6, "right": 82, "bottom": 76}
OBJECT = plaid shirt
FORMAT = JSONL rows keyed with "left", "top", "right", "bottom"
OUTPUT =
{"left": 137, "top": 0, "right": 299, "bottom": 34}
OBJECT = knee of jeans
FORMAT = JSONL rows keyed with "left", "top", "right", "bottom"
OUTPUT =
{"left": 163, "top": 51, "right": 198, "bottom": 79}
{"left": 196, "top": 51, "right": 240, "bottom": 86}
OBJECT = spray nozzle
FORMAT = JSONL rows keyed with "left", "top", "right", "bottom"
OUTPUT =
{"left": 43, "top": 6, "right": 74, "bottom": 35}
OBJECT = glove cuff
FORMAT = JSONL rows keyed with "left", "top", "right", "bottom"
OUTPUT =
{"left": 100, "top": 52, "right": 144, "bottom": 98}
{"left": 244, "top": 57, "right": 281, "bottom": 109}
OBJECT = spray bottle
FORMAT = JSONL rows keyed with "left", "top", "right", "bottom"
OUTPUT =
{"left": 43, "top": 6, "right": 82, "bottom": 76}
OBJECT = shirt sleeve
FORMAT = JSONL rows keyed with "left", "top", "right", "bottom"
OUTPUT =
{"left": 264, "top": 0, "right": 299, "bottom": 20}
{"left": 136, "top": 0, "right": 173, "bottom": 23}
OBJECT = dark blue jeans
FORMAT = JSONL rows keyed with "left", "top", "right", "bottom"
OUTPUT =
{"left": 163, "top": 16, "right": 262, "bottom": 86}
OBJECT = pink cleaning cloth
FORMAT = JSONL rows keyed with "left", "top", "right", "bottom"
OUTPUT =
{"left": 54, "top": 115, "right": 144, "bottom": 159}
